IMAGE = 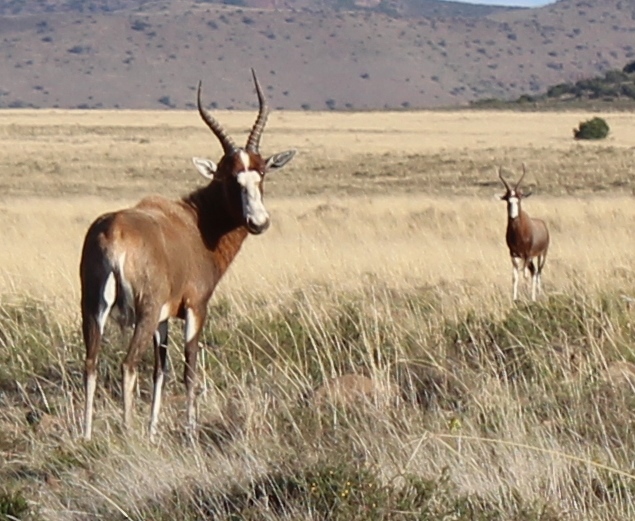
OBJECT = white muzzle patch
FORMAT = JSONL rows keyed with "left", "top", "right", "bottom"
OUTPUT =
{"left": 237, "top": 169, "right": 269, "bottom": 229}
{"left": 508, "top": 194, "right": 519, "bottom": 219}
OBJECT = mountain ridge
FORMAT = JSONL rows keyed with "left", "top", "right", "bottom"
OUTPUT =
{"left": 1, "top": 0, "right": 633, "bottom": 110}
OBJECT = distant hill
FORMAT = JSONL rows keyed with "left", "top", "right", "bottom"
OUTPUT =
{"left": 1, "top": 0, "right": 634, "bottom": 110}
{"left": 0, "top": 0, "right": 519, "bottom": 17}
{"left": 471, "top": 60, "right": 635, "bottom": 110}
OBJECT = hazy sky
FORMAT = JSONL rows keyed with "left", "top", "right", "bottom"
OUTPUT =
{"left": 443, "top": 0, "right": 556, "bottom": 6}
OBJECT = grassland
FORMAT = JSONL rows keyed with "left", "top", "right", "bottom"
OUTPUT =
{"left": 0, "top": 109, "right": 635, "bottom": 520}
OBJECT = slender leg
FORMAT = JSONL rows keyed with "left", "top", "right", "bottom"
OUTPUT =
{"left": 511, "top": 257, "right": 522, "bottom": 301}
{"left": 82, "top": 314, "right": 102, "bottom": 442}
{"left": 183, "top": 307, "right": 206, "bottom": 435}
{"left": 531, "top": 268, "right": 538, "bottom": 301}
{"left": 537, "top": 252, "right": 547, "bottom": 298}
{"left": 82, "top": 272, "right": 116, "bottom": 441}
{"left": 122, "top": 308, "right": 160, "bottom": 432}
{"left": 149, "top": 320, "right": 169, "bottom": 441}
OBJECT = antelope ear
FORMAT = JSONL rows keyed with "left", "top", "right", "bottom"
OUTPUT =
{"left": 192, "top": 157, "right": 217, "bottom": 180}
{"left": 523, "top": 191, "right": 533, "bottom": 199}
{"left": 265, "top": 149, "right": 297, "bottom": 172}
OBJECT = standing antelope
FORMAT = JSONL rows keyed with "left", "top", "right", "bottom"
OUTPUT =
{"left": 499, "top": 165, "right": 549, "bottom": 302}
{"left": 80, "top": 70, "right": 296, "bottom": 441}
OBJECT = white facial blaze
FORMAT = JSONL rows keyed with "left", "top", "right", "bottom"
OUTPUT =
{"left": 508, "top": 193, "right": 520, "bottom": 219}
{"left": 237, "top": 169, "right": 269, "bottom": 228}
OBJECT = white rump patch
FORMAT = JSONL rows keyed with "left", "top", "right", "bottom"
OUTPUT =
{"left": 237, "top": 169, "right": 269, "bottom": 227}
{"left": 98, "top": 272, "right": 116, "bottom": 334}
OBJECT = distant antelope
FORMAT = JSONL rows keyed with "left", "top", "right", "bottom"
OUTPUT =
{"left": 499, "top": 165, "right": 549, "bottom": 302}
{"left": 80, "top": 70, "right": 296, "bottom": 441}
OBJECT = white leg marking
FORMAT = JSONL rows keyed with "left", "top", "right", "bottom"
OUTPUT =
{"left": 149, "top": 371, "right": 164, "bottom": 442}
{"left": 122, "top": 364, "right": 137, "bottom": 428}
{"left": 98, "top": 272, "right": 116, "bottom": 334}
{"left": 84, "top": 371, "right": 97, "bottom": 441}
{"left": 511, "top": 257, "right": 521, "bottom": 301}
{"left": 185, "top": 308, "right": 199, "bottom": 343}
{"left": 159, "top": 303, "right": 170, "bottom": 322}
{"left": 184, "top": 308, "right": 200, "bottom": 436}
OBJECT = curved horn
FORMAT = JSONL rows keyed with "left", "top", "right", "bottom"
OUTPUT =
{"left": 498, "top": 167, "right": 511, "bottom": 192}
{"left": 245, "top": 68, "right": 270, "bottom": 153}
{"left": 197, "top": 81, "right": 237, "bottom": 156}
{"left": 515, "top": 163, "right": 527, "bottom": 191}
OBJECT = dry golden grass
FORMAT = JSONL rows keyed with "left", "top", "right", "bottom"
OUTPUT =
{"left": 2, "top": 193, "right": 635, "bottom": 319}
{"left": 1, "top": 110, "right": 635, "bottom": 520}
{"left": 1, "top": 109, "right": 634, "bottom": 198}
{"left": 0, "top": 109, "right": 634, "bottom": 310}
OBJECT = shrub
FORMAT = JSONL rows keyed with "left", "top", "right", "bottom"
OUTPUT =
{"left": 158, "top": 96, "right": 175, "bottom": 108}
{"left": 573, "top": 117, "right": 610, "bottom": 140}
{"left": 0, "top": 489, "right": 30, "bottom": 519}
{"left": 546, "top": 82, "right": 574, "bottom": 98}
{"left": 620, "top": 84, "right": 635, "bottom": 99}
{"left": 67, "top": 45, "right": 90, "bottom": 54}
{"left": 130, "top": 19, "right": 151, "bottom": 31}
{"left": 622, "top": 60, "right": 635, "bottom": 74}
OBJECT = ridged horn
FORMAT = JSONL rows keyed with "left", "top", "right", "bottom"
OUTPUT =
{"left": 515, "top": 163, "right": 527, "bottom": 191}
{"left": 245, "top": 68, "right": 270, "bottom": 153}
{"left": 197, "top": 81, "right": 237, "bottom": 156}
{"left": 498, "top": 167, "right": 511, "bottom": 192}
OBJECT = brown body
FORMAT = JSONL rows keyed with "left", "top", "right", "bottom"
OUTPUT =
{"left": 499, "top": 166, "right": 550, "bottom": 301}
{"left": 505, "top": 210, "right": 550, "bottom": 263}
{"left": 80, "top": 71, "right": 296, "bottom": 441}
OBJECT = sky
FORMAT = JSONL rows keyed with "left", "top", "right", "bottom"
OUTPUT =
{"left": 443, "top": 0, "right": 556, "bottom": 6}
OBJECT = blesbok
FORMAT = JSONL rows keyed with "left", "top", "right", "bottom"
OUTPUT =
{"left": 498, "top": 165, "right": 550, "bottom": 302}
{"left": 80, "top": 70, "right": 296, "bottom": 441}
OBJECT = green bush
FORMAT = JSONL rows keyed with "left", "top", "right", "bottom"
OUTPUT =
{"left": 573, "top": 117, "right": 610, "bottom": 140}
{"left": 0, "top": 489, "right": 30, "bottom": 519}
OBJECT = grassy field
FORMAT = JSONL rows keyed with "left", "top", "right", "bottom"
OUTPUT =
{"left": 0, "top": 109, "right": 635, "bottom": 520}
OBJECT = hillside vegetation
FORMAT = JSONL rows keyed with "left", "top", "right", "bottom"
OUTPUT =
{"left": 0, "top": 0, "right": 634, "bottom": 109}
{"left": 0, "top": 0, "right": 518, "bottom": 17}
{"left": 473, "top": 60, "right": 635, "bottom": 110}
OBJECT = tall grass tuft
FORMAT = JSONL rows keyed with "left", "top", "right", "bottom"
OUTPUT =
{"left": 1, "top": 283, "right": 635, "bottom": 520}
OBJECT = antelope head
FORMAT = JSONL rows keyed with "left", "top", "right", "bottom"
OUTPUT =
{"left": 499, "top": 164, "right": 532, "bottom": 220}
{"left": 192, "top": 69, "right": 296, "bottom": 234}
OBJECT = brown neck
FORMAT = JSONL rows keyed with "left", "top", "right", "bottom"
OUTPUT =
{"left": 509, "top": 208, "right": 530, "bottom": 226}
{"left": 182, "top": 181, "right": 249, "bottom": 274}
{"left": 507, "top": 210, "right": 534, "bottom": 251}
